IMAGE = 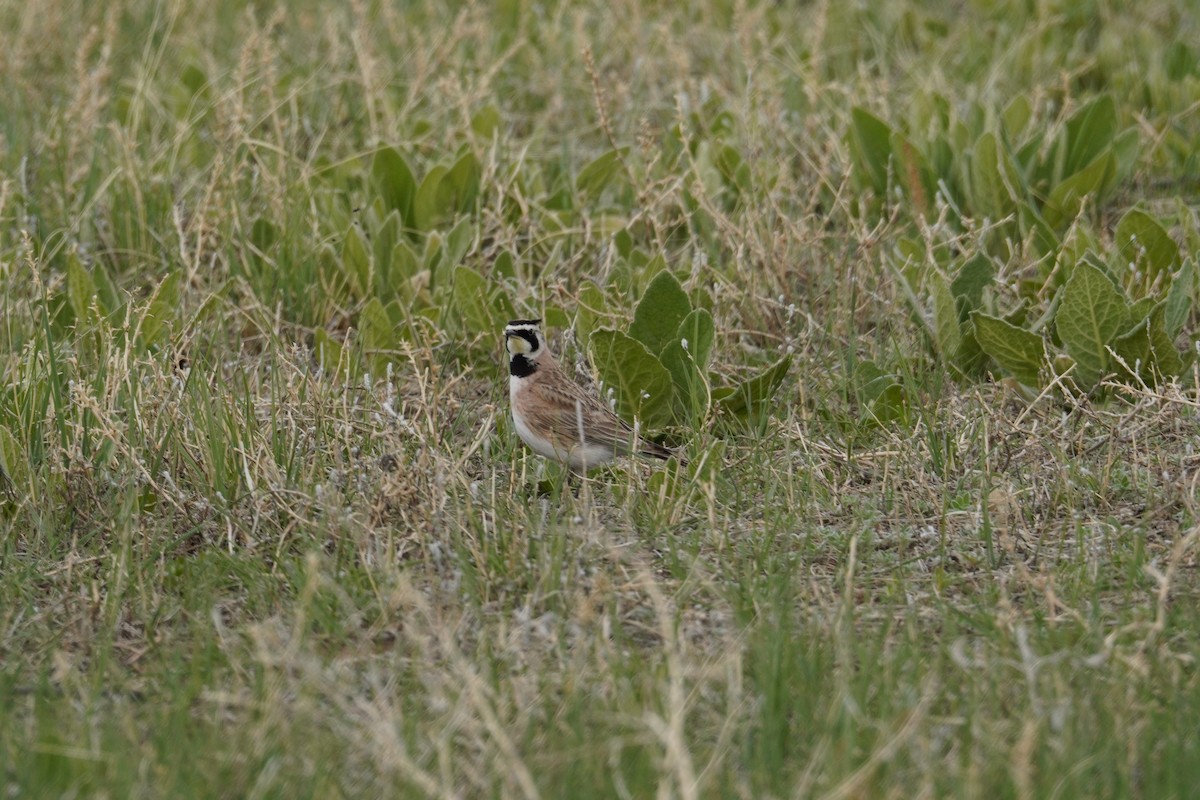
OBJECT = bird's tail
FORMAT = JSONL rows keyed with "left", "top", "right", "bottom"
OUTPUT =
{"left": 638, "top": 439, "right": 688, "bottom": 467}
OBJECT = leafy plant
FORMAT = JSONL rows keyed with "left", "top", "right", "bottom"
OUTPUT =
{"left": 848, "top": 93, "right": 1138, "bottom": 248}
{"left": 588, "top": 269, "right": 791, "bottom": 429}
{"left": 910, "top": 208, "right": 1196, "bottom": 393}
{"left": 53, "top": 253, "right": 179, "bottom": 353}
{"left": 849, "top": 359, "right": 908, "bottom": 425}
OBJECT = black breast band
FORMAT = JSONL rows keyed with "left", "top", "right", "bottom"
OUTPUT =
{"left": 510, "top": 355, "right": 536, "bottom": 377}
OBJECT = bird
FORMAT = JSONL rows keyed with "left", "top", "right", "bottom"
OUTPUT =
{"left": 504, "top": 319, "right": 685, "bottom": 472}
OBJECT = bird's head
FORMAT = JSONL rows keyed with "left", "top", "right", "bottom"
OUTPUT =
{"left": 504, "top": 319, "right": 547, "bottom": 377}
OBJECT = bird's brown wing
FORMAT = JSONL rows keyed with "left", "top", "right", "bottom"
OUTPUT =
{"left": 523, "top": 378, "right": 638, "bottom": 455}
{"left": 525, "top": 377, "right": 681, "bottom": 461}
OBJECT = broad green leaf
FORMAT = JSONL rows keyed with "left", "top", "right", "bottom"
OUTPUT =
{"left": 541, "top": 306, "right": 569, "bottom": 330}
{"left": 710, "top": 386, "right": 736, "bottom": 405}
{"left": 1055, "top": 261, "right": 1130, "bottom": 390}
{"left": 659, "top": 308, "right": 715, "bottom": 423}
{"left": 1115, "top": 209, "right": 1180, "bottom": 286}
{"left": 444, "top": 150, "right": 480, "bottom": 214}
{"left": 415, "top": 304, "right": 440, "bottom": 327}
{"left": 493, "top": 250, "right": 516, "bottom": 280}
{"left": 372, "top": 210, "right": 402, "bottom": 293}
{"left": 1128, "top": 297, "right": 1156, "bottom": 323}
{"left": 1058, "top": 227, "right": 1104, "bottom": 275}
{"left": 950, "top": 254, "right": 995, "bottom": 318}
{"left": 890, "top": 253, "right": 925, "bottom": 336}
{"left": 854, "top": 360, "right": 890, "bottom": 401}
{"left": 391, "top": 241, "right": 420, "bottom": 282}
{"left": 423, "top": 231, "right": 447, "bottom": 285}
{"left": 659, "top": 340, "right": 708, "bottom": 422}
{"left": 706, "top": 106, "right": 738, "bottom": 139}
{"left": 589, "top": 329, "right": 675, "bottom": 428}
{"left": 969, "top": 132, "right": 1020, "bottom": 219}
{"left": 1003, "top": 298, "right": 1032, "bottom": 326}
{"left": 691, "top": 142, "right": 724, "bottom": 203}
{"left": 1147, "top": 302, "right": 1185, "bottom": 379}
{"left": 868, "top": 383, "right": 907, "bottom": 423}
{"left": 372, "top": 148, "right": 415, "bottom": 224}
{"left": 360, "top": 297, "right": 395, "bottom": 371}
{"left": 248, "top": 217, "right": 278, "bottom": 264}
{"left": 383, "top": 298, "right": 409, "bottom": 329}
{"left": 66, "top": 253, "right": 96, "bottom": 321}
{"left": 629, "top": 269, "right": 691, "bottom": 355}
{"left": 92, "top": 263, "right": 122, "bottom": 317}
{"left": 688, "top": 283, "right": 713, "bottom": 315}
{"left": 1062, "top": 95, "right": 1117, "bottom": 179}
{"left": 180, "top": 64, "right": 209, "bottom": 97}
{"left": 614, "top": 228, "right": 635, "bottom": 259}
{"left": 855, "top": 360, "right": 906, "bottom": 424}
{"left": 971, "top": 312, "right": 1046, "bottom": 386}
{"left": 890, "top": 131, "right": 935, "bottom": 218}
{"left": 1110, "top": 128, "right": 1140, "bottom": 185}
{"left": 717, "top": 355, "right": 792, "bottom": 418}
{"left": 471, "top": 105, "right": 501, "bottom": 138}
{"left": 575, "top": 280, "right": 609, "bottom": 346}
{"left": 314, "top": 328, "right": 346, "bottom": 374}
{"left": 676, "top": 308, "right": 715, "bottom": 370}
{"left": 848, "top": 107, "right": 892, "bottom": 194}
{"left": 894, "top": 235, "right": 923, "bottom": 269}
{"left": 140, "top": 273, "right": 180, "bottom": 350}
{"left": 444, "top": 216, "right": 476, "bottom": 269}
{"left": 928, "top": 134, "right": 955, "bottom": 186}
{"left": 1117, "top": 302, "right": 1186, "bottom": 384}
{"left": 1018, "top": 202, "right": 1060, "bottom": 256}
{"left": 688, "top": 438, "right": 725, "bottom": 482}
{"left": 715, "top": 144, "right": 752, "bottom": 193}
{"left": 317, "top": 242, "right": 350, "bottom": 306}
{"left": 492, "top": 288, "right": 516, "bottom": 328}
{"left": 930, "top": 271, "right": 962, "bottom": 360}
{"left": 1042, "top": 151, "right": 1115, "bottom": 229}
{"left": 576, "top": 148, "right": 628, "bottom": 200}
{"left": 1017, "top": 133, "right": 1046, "bottom": 177}
{"left": 342, "top": 226, "right": 371, "bottom": 299}
{"left": 953, "top": 318, "right": 988, "bottom": 378}
{"left": 187, "top": 285, "right": 226, "bottom": 330}
{"left": 1164, "top": 41, "right": 1198, "bottom": 81}
{"left": 1164, "top": 260, "right": 1194, "bottom": 337}
{"left": 412, "top": 165, "right": 448, "bottom": 232}
{"left": 634, "top": 253, "right": 667, "bottom": 293}
{"left": 452, "top": 265, "right": 493, "bottom": 332}
{"left": 1002, "top": 94, "right": 1032, "bottom": 138}
{"left": 1111, "top": 317, "right": 1151, "bottom": 381}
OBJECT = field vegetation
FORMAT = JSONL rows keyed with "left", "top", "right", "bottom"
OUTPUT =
{"left": 2, "top": 0, "right": 1199, "bottom": 796}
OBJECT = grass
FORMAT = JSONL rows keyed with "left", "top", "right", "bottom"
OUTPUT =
{"left": 2, "top": 0, "right": 1200, "bottom": 796}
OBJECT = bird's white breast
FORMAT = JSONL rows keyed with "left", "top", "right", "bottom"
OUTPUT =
{"left": 510, "top": 375, "right": 557, "bottom": 459}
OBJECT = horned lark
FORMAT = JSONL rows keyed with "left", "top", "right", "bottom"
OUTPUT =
{"left": 504, "top": 319, "right": 684, "bottom": 471}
